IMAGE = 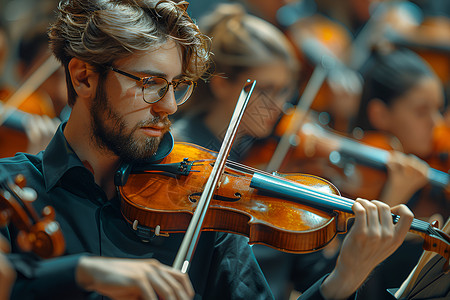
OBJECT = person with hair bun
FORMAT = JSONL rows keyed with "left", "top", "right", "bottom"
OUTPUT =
{"left": 0, "top": 1, "right": 413, "bottom": 299}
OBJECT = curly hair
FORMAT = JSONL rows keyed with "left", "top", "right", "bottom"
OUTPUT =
{"left": 48, "top": 0, "right": 211, "bottom": 105}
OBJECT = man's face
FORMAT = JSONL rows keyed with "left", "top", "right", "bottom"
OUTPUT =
{"left": 91, "top": 40, "right": 182, "bottom": 162}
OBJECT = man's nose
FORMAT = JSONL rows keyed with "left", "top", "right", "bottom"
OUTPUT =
{"left": 151, "top": 86, "right": 178, "bottom": 116}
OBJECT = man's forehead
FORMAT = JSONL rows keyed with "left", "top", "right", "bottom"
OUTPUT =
{"left": 115, "top": 41, "right": 183, "bottom": 77}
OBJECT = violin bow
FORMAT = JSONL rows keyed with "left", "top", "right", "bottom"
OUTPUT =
{"left": 265, "top": 52, "right": 333, "bottom": 172}
{"left": 172, "top": 80, "right": 256, "bottom": 272}
{"left": 0, "top": 55, "right": 60, "bottom": 127}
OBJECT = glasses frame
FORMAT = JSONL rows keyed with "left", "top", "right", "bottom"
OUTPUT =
{"left": 109, "top": 66, "right": 196, "bottom": 105}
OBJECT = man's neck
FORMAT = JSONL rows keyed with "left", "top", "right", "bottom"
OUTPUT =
{"left": 64, "top": 105, "right": 120, "bottom": 199}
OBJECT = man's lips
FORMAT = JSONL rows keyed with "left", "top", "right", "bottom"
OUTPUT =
{"left": 140, "top": 126, "right": 167, "bottom": 137}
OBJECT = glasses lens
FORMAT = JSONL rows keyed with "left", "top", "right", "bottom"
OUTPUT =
{"left": 142, "top": 77, "right": 193, "bottom": 105}
{"left": 173, "top": 81, "right": 193, "bottom": 105}
{"left": 142, "top": 77, "right": 168, "bottom": 103}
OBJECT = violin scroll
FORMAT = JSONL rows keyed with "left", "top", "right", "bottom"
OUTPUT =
{"left": 0, "top": 174, "right": 65, "bottom": 259}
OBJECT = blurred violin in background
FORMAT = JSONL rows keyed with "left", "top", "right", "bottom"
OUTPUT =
{"left": 0, "top": 173, "right": 64, "bottom": 258}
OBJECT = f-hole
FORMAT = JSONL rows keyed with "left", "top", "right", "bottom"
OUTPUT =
{"left": 188, "top": 192, "right": 241, "bottom": 203}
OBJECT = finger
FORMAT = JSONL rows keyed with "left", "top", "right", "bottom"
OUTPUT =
{"left": 371, "top": 200, "right": 394, "bottom": 231}
{"left": 41, "top": 115, "right": 57, "bottom": 136}
{"left": 0, "top": 235, "right": 10, "bottom": 253}
{"left": 163, "top": 267, "right": 194, "bottom": 299}
{"left": 386, "top": 152, "right": 402, "bottom": 172}
{"left": 408, "top": 154, "right": 429, "bottom": 176}
{"left": 351, "top": 199, "right": 368, "bottom": 234}
{"left": 356, "top": 198, "right": 379, "bottom": 230}
{"left": 157, "top": 268, "right": 192, "bottom": 300}
{"left": 176, "top": 272, "right": 194, "bottom": 299}
{"left": 145, "top": 267, "right": 176, "bottom": 300}
{"left": 390, "top": 204, "right": 413, "bottom": 237}
{"left": 136, "top": 278, "right": 158, "bottom": 300}
{"left": 25, "top": 115, "right": 41, "bottom": 143}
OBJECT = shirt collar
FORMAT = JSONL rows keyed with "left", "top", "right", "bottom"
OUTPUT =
{"left": 42, "top": 122, "right": 88, "bottom": 192}
{"left": 42, "top": 122, "right": 176, "bottom": 192}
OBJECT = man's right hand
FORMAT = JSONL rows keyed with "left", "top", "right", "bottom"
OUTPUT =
{"left": 0, "top": 234, "right": 16, "bottom": 300}
{"left": 76, "top": 256, "right": 195, "bottom": 300}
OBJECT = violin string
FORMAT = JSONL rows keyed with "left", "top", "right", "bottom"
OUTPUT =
{"left": 225, "top": 160, "right": 355, "bottom": 208}
{"left": 223, "top": 160, "right": 436, "bottom": 235}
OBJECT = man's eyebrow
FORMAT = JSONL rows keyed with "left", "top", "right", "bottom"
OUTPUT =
{"left": 136, "top": 69, "right": 184, "bottom": 79}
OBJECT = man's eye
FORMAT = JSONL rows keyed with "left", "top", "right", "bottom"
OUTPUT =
{"left": 143, "top": 78, "right": 158, "bottom": 87}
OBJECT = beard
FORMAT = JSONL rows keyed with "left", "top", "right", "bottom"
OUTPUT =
{"left": 90, "top": 78, "right": 171, "bottom": 163}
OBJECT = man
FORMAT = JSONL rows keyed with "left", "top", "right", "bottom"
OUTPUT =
{"left": 1, "top": 0, "right": 413, "bottom": 299}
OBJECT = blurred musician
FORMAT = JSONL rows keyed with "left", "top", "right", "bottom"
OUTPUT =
{"left": 349, "top": 48, "right": 446, "bottom": 300}
{"left": 0, "top": 21, "right": 66, "bottom": 157}
{"left": 353, "top": 49, "right": 444, "bottom": 213}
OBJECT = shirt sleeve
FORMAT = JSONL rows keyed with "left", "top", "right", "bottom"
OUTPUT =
{"left": 8, "top": 253, "right": 91, "bottom": 300}
{"left": 298, "top": 274, "right": 357, "bottom": 300}
{"left": 203, "top": 233, "right": 274, "bottom": 300}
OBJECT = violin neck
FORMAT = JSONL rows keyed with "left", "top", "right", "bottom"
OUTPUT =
{"left": 336, "top": 136, "right": 449, "bottom": 189}
{"left": 249, "top": 172, "right": 438, "bottom": 236}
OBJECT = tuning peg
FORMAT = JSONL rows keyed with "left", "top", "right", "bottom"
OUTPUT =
{"left": 431, "top": 220, "right": 440, "bottom": 229}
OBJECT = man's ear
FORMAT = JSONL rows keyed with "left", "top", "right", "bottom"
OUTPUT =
{"left": 367, "top": 98, "right": 391, "bottom": 131}
{"left": 67, "top": 58, "right": 100, "bottom": 101}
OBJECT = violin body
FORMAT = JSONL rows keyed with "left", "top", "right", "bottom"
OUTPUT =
{"left": 0, "top": 174, "right": 65, "bottom": 258}
{"left": 118, "top": 142, "right": 352, "bottom": 253}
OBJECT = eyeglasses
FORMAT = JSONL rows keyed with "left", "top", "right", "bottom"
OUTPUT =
{"left": 110, "top": 66, "right": 196, "bottom": 105}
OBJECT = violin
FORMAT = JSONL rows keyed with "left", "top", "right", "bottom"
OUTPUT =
{"left": 115, "top": 142, "right": 450, "bottom": 261}
{"left": 0, "top": 173, "right": 65, "bottom": 258}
